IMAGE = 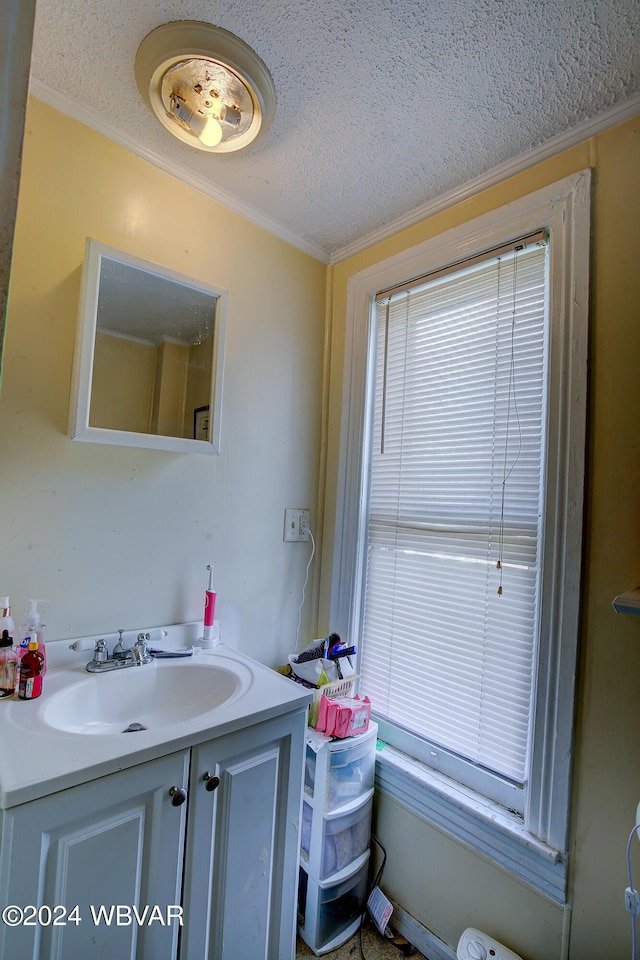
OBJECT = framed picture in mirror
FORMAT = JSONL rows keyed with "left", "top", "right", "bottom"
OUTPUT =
{"left": 194, "top": 405, "right": 210, "bottom": 441}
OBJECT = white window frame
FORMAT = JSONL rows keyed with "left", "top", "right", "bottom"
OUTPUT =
{"left": 329, "top": 171, "right": 590, "bottom": 902}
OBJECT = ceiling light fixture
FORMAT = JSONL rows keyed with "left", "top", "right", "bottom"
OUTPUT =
{"left": 135, "top": 21, "right": 276, "bottom": 153}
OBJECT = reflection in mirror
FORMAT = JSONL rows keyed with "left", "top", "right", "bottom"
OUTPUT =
{"left": 69, "top": 240, "right": 227, "bottom": 454}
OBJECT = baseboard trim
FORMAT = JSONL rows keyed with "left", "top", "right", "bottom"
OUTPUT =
{"left": 389, "top": 899, "right": 456, "bottom": 960}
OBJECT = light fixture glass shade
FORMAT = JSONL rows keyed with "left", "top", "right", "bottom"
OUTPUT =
{"left": 135, "top": 21, "right": 276, "bottom": 153}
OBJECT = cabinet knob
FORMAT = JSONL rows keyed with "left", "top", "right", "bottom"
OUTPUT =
{"left": 169, "top": 785, "right": 187, "bottom": 806}
{"left": 203, "top": 772, "right": 221, "bottom": 792}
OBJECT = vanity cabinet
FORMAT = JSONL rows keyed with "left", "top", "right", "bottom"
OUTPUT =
{"left": 181, "top": 710, "right": 306, "bottom": 960}
{"left": 0, "top": 707, "right": 307, "bottom": 960}
{"left": 0, "top": 749, "right": 189, "bottom": 960}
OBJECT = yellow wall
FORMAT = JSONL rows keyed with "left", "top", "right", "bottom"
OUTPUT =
{"left": 91, "top": 331, "right": 155, "bottom": 433}
{"left": 0, "top": 96, "right": 326, "bottom": 663}
{"left": 150, "top": 340, "right": 188, "bottom": 438}
{"left": 184, "top": 336, "right": 214, "bottom": 439}
{"left": 320, "top": 117, "right": 640, "bottom": 957}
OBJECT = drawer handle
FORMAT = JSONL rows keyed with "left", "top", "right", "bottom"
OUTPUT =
{"left": 203, "top": 772, "right": 220, "bottom": 792}
{"left": 169, "top": 786, "right": 188, "bottom": 806}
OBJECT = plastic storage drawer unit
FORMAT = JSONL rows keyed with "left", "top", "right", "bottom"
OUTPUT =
{"left": 298, "top": 723, "right": 378, "bottom": 955}
{"left": 300, "top": 790, "right": 373, "bottom": 880}
{"left": 303, "top": 723, "right": 377, "bottom": 812}
{"left": 297, "top": 854, "right": 370, "bottom": 955}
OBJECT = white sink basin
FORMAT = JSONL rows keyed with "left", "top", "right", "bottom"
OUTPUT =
{"left": 42, "top": 659, "right": 246, "bottom": 735}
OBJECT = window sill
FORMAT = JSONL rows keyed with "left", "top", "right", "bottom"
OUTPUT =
{"left": 374, "top": 744, "right": 567, "bottom": 903}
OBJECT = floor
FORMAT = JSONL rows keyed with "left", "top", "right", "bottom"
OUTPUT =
{"left": 296, "top": 922, "right": 427, "bottom": 959}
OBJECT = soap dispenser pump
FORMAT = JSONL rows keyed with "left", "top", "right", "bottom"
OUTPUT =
{"left": 0, "top": 598, "right": 15, "bottom": 639}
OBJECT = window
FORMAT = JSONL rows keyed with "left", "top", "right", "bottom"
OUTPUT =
{"left": 363, "top": 234, "right": 547, "bottom": 813}
{"left": 330, "top": 172, "right": 590, "bottom": 900}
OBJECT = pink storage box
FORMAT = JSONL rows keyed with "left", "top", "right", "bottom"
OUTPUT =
{"left": 316, "top": 694, "right": 371, "bottom": 738}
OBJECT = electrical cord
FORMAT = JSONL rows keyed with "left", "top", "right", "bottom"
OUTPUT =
{"left": 627, "top": 822, "right": 640, "bottom": 960}
{"left": 295, "top": 528, "right": 316, "bottom": 651}
{"left": 358, "top": 834, "right": 388, "bottom": 960}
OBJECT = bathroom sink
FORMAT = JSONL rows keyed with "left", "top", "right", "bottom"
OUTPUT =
{"left": 0, "top": 625, "right": 312, "bottom": 810}
{"left": 42, "top": 659, "right": 246, "bottom": 735}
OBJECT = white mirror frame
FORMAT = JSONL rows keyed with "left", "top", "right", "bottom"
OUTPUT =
{"left": 69, "top": 239, "right": 227, "bottom": 455}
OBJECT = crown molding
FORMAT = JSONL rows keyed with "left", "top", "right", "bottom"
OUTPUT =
{"left": 28, "top": 77, "right": 640, "bottom": 268}
{"left": 330, "top": 92, "right": 640, "bottom": 265}
{"left": 28, "top": 77, "right": 330, "bottom": 264}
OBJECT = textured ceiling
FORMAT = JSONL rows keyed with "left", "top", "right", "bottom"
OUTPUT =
{"left": 30, "top": 0, "right": 640, "bottom": 260}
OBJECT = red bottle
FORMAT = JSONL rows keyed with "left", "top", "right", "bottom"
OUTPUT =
{"left": 18, "top": 636, "right": 44, "bottom": 700}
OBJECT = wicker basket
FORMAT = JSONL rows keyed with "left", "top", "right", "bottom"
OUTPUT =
{"left": 313, "top": 675, "right": 358, "bottom": 701}
{"left": 308, "top": 675, "right": 359, "bottom": 727}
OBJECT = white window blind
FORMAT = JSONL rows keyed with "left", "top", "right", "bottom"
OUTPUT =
{"left": 360, "top": 239, "right": 548, "bottom": 792}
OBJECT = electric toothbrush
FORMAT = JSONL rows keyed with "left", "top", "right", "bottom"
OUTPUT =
{"left": 199, "top": 564, "right": 217, "bottom": 648}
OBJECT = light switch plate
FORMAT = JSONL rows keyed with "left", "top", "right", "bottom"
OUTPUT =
{"left": 283, "top": 508, "right": 310, "bottom": 541}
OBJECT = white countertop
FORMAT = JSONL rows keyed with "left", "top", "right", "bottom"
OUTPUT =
{"left": 0, "top": 622, "right": 312, "bottom": 809}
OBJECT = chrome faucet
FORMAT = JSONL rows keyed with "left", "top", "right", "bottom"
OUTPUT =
{"left": 111, "top": 629, "right": 130, "bottom": 660}
{"left": 85, "top": 630, "right": 153, "bottom": 673}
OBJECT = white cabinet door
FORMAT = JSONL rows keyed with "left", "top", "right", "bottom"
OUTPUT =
{"left": 0, "top": 749, "right": 189, "bottom": 960}
{"left": 181, "top": 709, "right": 307, "bottom": 960}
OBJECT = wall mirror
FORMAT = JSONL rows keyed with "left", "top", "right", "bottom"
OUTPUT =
{"left": 69, "top": 239, "right": 227, "bottom": 454}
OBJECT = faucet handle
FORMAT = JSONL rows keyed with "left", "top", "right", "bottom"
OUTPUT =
{"left": 93, "top": 639, "right": 108, "bottom": 663}
{"left": 135, "top": 633, "right": 149, "bottom": 656}
{"left": 70, "top": 637, "right": 100, "bottom": 652}
{"left": 131, "top": 633, "right": 152, "bottom": 664}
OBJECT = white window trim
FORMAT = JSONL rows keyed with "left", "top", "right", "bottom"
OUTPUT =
{"left": 329, "top": 170, "right": 590, "bottom": 902}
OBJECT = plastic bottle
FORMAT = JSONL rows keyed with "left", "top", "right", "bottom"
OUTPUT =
{"left": 0, "top": 630, "right": 17, "bottom": 699}
{"left": 0, "top": 598, "right": 15, "bottom": 639}
{"left": 18, "top": 635, "right": 45, "bottom": 700}
{"left": 19, "top": 599, "right": 47, "bottom": 676}
{"left": 15, "top": 636, "right": 29, "bottom": 678}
